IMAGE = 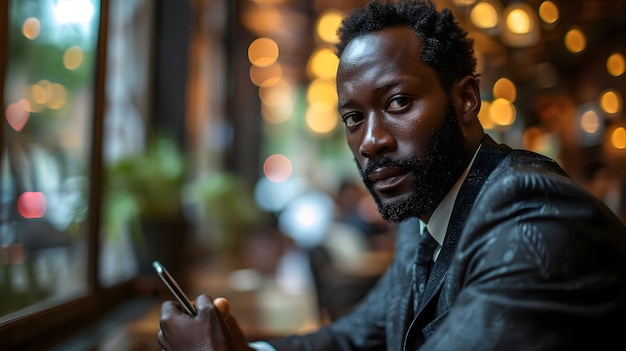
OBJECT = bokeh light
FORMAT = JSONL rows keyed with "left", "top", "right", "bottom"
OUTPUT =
{"left": 22, "top": 17, "right": 41, "bottom": 40}
{"left": 489, "top": 98, "right": 516, "bottom": 126}
{"left": 250, "top": 62, "right": 282, "bottom": 87}
{"left": 316, "top": 10, "right": 343, "bottom": 44}
{"left": 259, "top": 79, "right": 292, "bottom": 107}
{"left": 263, "top": 154, "right": 293, "bottom": 183}
{"left": 565, "top": 27, "right": 586, "bottom": 54}
{"left": 53, "top": 0, "right": 95, "bottom": 26}
{"left": 261, "top": 101, "right": 293, "bottom": 124}
{"left": 248, "top": 37, "right": 279, "bottom": 67}
{"left": 254, "top": 176, "right": 309, "bottom": 213}
{"left": 278, "top": 190, "right": 334, "bottom": 249}
{"left": 538, "top": 1, "right": 559, "bottom": 25}
{"left": 5, "top": 99, "right": 30, "bottom": 131}
{"left": 607, "top": 53, "right": 625, "bottom": 77}
{"left": 17, "top": 192, "right": 47, "bottom": 219}
{"left": 492, "top": 77, "right": 516, "bottom": 102}
{"left": 63, "top": 46, "right": 84, "bottom": 70}
{"left": 506, "top": 8, "right": 531, "bottom": 34}
{"left": 307, "top": 79, "right": 338, "bottom": 106}
{"left": 307, "top": 48, "right": 339, "bottom": 80}
{"left": 580, "top": 108, "right": 601, "bottom": 134}
{"left": 477, "top": 100, "right": 495, "bottom": 129}
{"left": 600, "top": 89, "right": 622, "bottom": 117}
{"left": 305, "top": 103, "right": 339, "bottom": 135}
{"left": 470, "top": 1, "right": 499, "bottom": 29}
{"left": 611, "top": 126, "right": 626, "bottom": 149}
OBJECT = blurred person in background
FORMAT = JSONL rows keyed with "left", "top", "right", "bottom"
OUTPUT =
{"left": 158, "top": 1, "right": 626, "bottom": 350}
{"left": 309, "top": 179, "right": 396, "bottom": 322}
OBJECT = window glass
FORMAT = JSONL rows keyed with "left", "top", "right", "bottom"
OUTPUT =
{"left": 98, "top": 0, "right": 154, "bottom": 287}
{"left": 0, "top": 0, "right": 99, "bottom": 318}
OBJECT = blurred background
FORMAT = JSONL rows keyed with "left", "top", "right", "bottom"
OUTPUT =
{"left": 1, "top": 0, "right": 625, "bottom": 349}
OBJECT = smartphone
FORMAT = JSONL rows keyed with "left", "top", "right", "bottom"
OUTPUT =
{"left": 152, "top": 260, "right": 197, "bottom": 316}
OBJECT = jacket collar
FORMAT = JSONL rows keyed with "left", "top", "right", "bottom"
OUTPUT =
{"left": 401, "top": 134, "right": 512, "bottom": 350}
{"left": 425, "top": 142, "right": 483, "bottom": 258}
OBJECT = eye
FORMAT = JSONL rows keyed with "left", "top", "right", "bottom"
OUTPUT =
{"left": 342, "top": 113, "right": 364, "bottom": 128}
{"left": 387, "top": 96, "right": 411, "bottom": 112}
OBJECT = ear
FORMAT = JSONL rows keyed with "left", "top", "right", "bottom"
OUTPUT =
{"left": 450, "top": 75, "right": 481, "bottom": 124}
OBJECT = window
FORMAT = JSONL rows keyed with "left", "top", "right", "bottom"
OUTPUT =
{"left": 0, "top": 0, "right": 99, "bottom": 319}
{"left": 0, "top": 1, "right": 154, "bottom": 348}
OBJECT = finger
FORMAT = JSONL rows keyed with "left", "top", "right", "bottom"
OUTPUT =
{"left": 194, "top": 294, "right": 219, "bottom": 320}
{"left": 213, "top": 297, "right": 231, "bottom": 317}
{"left": 161, "top": 300, "right": 180, "bottom": 318}
{"left": 157, "top": 330, "right": 173, "bottom": 351}
{"left": 194, "top": 294, "right": 214, "bottom": 310}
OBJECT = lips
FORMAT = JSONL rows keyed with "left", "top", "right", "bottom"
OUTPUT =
{"left": 367, "top": 166, "right": 412, "bottom": 192}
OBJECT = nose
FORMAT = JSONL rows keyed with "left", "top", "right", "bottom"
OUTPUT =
{"left": 358, "top": 114, "right": 395, "bottom": 158}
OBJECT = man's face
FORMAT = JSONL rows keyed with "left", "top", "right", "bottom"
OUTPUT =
{"left": 336, "top": 26, "right": 469, "bottom": 223}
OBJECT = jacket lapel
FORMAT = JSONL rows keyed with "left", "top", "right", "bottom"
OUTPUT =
{"left": 404, "top": 135, "right": 512, "bottom": 349}
{"left": 390, "top": 218, "right": 422, "bottom": 349}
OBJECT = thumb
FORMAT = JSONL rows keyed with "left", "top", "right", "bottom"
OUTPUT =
{"left": 213, "top": 297, "right": 231, "bottom": 317}
{"left": 214, "top": 298, "right": 250, "bottom": 350}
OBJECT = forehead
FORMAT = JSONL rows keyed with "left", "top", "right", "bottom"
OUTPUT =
{"left": 336, "top": 26, "right": 440, "bottom": 100}
{"left": 339, "top": 25, "right": 423, "bottom": 67}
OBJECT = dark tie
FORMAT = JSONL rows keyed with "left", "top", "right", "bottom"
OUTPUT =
{"left": 413, "top": 227, "right": 438, "bottom": 313}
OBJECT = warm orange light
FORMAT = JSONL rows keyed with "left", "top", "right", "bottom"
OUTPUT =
{"left": 31, "top": 83, "right": 47, "bottom": 105}
{"left": 489, "top": 98, "right": 516, "bottom": 126}
{"left": 477, "top": 100, "right": 494, "bottom": 129}
{"left": 470, "top": 1, "right": 499, "bottom": 29}
{"left": 261, "top": 102, "right": 292, "bottom": 124}
{"left": 248, "top": 37, "right": 279, "bottom": 67}
{"left": 249, "top": 62, "right": 282, "bottom": 87}
{"left": 565, "top": 27, "right": 586, "bottom": 54}
{"left": 307, "top": 79, "right": 338, "bottom": 106}
{"left": 453, "top": 0, "right": 477, "bottom": 5}
{"left": 600, "top": 89, "right": 622, "bottom": 116}
{"left": 506, "top": 8, "right": 531, "bottom": 34}
{"left": 63, "top": 46, "right": 84, "bottom": 70}
{"left": 305, "top": 103, "right": 339, "bottom": 135}
{"left": 308, "top": 48, "right": 339, "bottom": 80}
{"left": 258, "top": 79, "right": 291, "bottom": 107}
{"left": 611, "top": 127, "right": 626, "bottom": 149}
{"left": 538, "top": 1, "right": 559, "bottom": 25}
{"left": 316, "top": 10, "right": 343, "bottom": 44}
{"left": 48, "top": 83, "right": 67, "bottom": 110}
{"left": 580, "top": 109, "right": 600, "bottom": 134}
{"left": 523, "top": 126, "right": 542, "bottom": 151}
{"left": 607, "top": 53, "right": 625, "bottom": 77}
{"left": 492, "top": 77, "right": 517, "bottom": 102}
{"left": 22, "top": 17, "right": 41, "bottom": 40}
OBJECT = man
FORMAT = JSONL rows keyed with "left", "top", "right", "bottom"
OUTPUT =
{"left": 158, "top": 1, "right": 626, "bottom": 350}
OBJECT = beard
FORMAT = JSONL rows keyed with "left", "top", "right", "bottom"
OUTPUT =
{"left": 358, "top": 104, "right": 470, "bottom": 223}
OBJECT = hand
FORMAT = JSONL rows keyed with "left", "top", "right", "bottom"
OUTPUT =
{"left": 158, "top": 294, "right": 252, "bottom": 351}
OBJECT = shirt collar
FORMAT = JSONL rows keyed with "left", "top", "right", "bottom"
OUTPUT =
{"left": 420, "top": 144, "right": 482, "bottom": 247}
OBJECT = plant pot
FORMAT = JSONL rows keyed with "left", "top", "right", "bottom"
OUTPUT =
{"left": 133, "top": 214, "right": 190, "bottom": 286}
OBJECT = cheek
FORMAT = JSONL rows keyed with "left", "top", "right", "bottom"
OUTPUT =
{"left": 345, "top": 131, "right": 361, "bottom": 154}
{"left": 391, "top": 123, "right": 430, "bottom": 160}
{"left": 345, "top": 132, "right": 366, "bottom": 162}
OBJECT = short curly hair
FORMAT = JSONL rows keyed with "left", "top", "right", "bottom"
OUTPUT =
{"left": 336, "top": 0, "right": 477, "bottom": 92}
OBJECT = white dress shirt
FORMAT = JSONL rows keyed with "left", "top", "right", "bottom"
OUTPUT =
{"left": 421, "top": 144, "right": 480, "bottom": 261}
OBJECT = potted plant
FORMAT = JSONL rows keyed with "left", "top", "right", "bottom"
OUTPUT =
{"left": 102, "top": 134, "right": 189, "bottom": 276}
{"left": 182, "top": 171, "right": 261, "bottom": 257}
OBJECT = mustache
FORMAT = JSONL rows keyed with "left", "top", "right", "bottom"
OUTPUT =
{"left": 360, "top": 156, "right": 422, "bottom": 179}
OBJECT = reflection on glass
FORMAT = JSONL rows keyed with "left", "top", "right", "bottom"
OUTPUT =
{"left": 98, "top": 0, "right": 154, "bottom": 287}
{"left": 1, "top": 0, "right": 100, "bottom": 318}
